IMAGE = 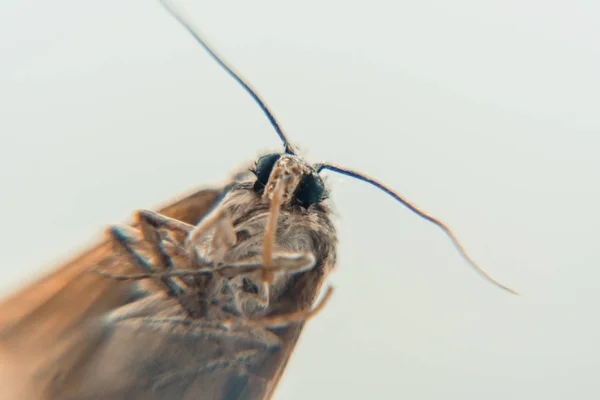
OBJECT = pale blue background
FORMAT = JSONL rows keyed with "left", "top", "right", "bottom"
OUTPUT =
{"left": 1, "top": 1, "right": 599, "bottom": 399}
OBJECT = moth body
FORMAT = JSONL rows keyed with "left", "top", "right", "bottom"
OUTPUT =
{"left": 0, "top": 153, "right": 338, "bottom": 399}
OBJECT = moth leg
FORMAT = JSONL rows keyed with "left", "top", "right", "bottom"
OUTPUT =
{"left": 183, "top": 205, "right": 245, "bottom": 312}
{"left": 136, "top": 209, "right": 196, "bottom": 280}
{"left": 136, "top": 209, "right": 194, "bottom": 256}
{"left": 252, "top": 178, "right": 288, "bottom": 311}
{"left": 137, "top": 209, "right": 195, "bottom": 235}
{"left": 138, "top": 210, "right": 198, "bottom": 292}
{"left": 227, "top": 252, "right": 316, "bottom": 277}
{"left": 228, "top": 251, "right": 318, "bottom": 316}
{"left": 92, "top": 252, "right": 316, "bottom": 281}
{"left": 130, "top": 210, "right": 236, "bottom": 317}
{"left": 108, "top": 225, "right": 187, "bottom": 297}
{"left": 133, "top": 208, "right": 219, "bottom": 305}
{"left": 186, "top": 205, "right": 237, "bottom": 263}
{"left": 232, "top": 179, "right": 316, "bottom": 316}
{"left": 107, "top": 217, "right": 214, "bottom": 317}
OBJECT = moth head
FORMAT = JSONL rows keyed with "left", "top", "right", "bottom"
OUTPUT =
{"left": 162, "top": 1, "right": 517, "bottom": 295}
{"left": 251, "top": 153, "right": 326, "bottom": 208}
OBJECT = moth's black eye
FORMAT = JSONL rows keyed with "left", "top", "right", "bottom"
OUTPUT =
{"left": 295, "top": 173, "right": 326, "bottom": 207}
{"left": 252, "top": 153, "right": 281, "bottom": 193}
{"left": 255, "top": 153, "right": 281, "bottom": 184}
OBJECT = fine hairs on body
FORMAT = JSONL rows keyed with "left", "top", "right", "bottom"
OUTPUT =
{"left": 0, "top": 1, "right": 516, "bottom": 399}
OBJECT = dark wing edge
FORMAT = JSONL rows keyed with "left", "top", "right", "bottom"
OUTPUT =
{"left": 0, "top": 186, "right": 223, "bottom": 400}
{"left": 261, "top": 262, "right": 332, "bottom": 399}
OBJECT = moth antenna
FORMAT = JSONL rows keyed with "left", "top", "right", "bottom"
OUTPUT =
{"left": 316, "top": 162, "right": 518, "bottom": 295}
{"left": 160, "top": 0, "right": 296, "bottom": 154}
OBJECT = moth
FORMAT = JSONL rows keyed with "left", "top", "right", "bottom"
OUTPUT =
{"left": 0, "top": 1, "right": 516, "bottom": 399}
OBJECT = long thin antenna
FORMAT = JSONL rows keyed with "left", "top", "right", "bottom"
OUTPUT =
{"left": 160, "top": 0, "right": 296, "bottom": 154}
{"left": 160, "top": 0, "right": 515, "bottom": 295}
{"left": 316, "top": 162, "right": 518, "bottom": 295}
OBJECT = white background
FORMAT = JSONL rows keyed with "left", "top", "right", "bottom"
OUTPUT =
{"left": 1, "top": 0, "right": 599, "bottom": 399}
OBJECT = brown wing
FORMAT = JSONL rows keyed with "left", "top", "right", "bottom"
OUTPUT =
{"left": 0, "top": 183, "right": 329, "bottom": 400}
{"left": 30, "top": 254, "right": 328, "bottom": 400}
{"left": 0, "top": 187, "right": 223, "bottom": 399}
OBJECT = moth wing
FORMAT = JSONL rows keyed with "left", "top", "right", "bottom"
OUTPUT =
{"left": 30, "top": 279, "right": 322, "bottom": 400}
{"left": 0, "top": 186, "right": 224, "bottom": 400}
{"left": 35, "top": 296, "right": 281, "bottom": 400}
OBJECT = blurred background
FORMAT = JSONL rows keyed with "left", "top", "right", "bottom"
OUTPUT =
{"left": 1, "top": 0, "right": 599, "bottom": 399}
